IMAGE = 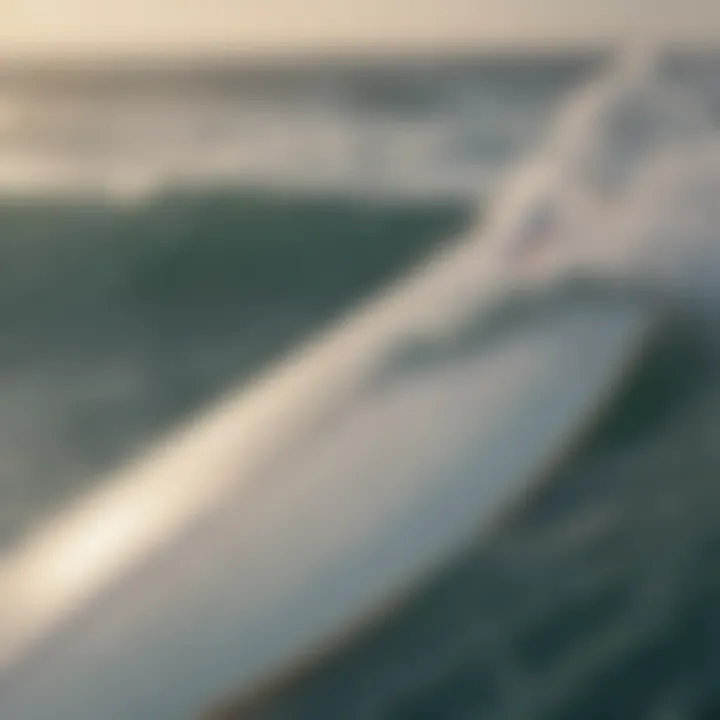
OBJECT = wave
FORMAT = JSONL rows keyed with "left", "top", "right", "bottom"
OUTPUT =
{"left": 6, "top": 47, "right": 720, "bottom": 719}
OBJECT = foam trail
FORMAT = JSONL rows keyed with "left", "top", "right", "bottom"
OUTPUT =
{"left": 478, "top": 44, "right": 715, "bottom": 294}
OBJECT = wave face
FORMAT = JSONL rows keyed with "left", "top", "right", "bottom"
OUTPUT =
{"left": 0, "top": 189, "right": 468, "bottom": 547}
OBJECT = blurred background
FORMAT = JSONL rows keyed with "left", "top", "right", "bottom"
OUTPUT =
{"left": 3, "top": 1, "right": 720, "bottom": 718}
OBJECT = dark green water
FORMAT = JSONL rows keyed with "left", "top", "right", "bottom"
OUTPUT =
{"left": 0, "top": 188, "right": 469, "bottom": 547}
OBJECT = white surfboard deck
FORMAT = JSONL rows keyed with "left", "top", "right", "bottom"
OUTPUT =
{"left": 0, "top": 286, "right": 654, "bottom": 720}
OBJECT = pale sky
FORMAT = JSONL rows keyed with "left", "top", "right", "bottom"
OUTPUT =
{"left": 2, "top": 0, "right": 720, "bottom": 55}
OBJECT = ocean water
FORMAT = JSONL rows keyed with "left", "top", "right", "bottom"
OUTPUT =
{"left": 4, "top": 50, "right": 720, "bottom": 719}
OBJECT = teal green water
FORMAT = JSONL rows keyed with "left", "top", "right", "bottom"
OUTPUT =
{"left": 0, "top": 189, "right": 468, "bottom": 547}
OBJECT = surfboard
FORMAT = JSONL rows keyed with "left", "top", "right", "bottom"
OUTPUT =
{"left": 0, "top": 282, "right": 655, "bottom": 720}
